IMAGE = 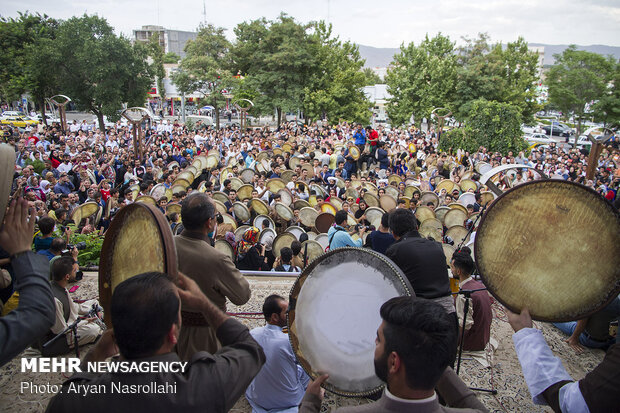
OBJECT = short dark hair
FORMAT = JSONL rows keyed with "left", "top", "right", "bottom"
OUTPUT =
{"left": 389, "top": 209, "right": 417, "bottom": 237}
{"left": 280, "top": 247, "right": 293, "bottom": 263}
{"left": 452, "top": 249, "right": 475, "bottom": 275}
{"left": 381, "top": 212, "right": 390, "bottom": 228}
{"left": 181, "top": 193, "right": 215, "bottom": 231}
{"left": 291, "top": 240, "right": 302, "bottom": 255}
{"left": 263, "top": 294, "right": 285, "bottom": 321}
{"left": 111, "top": 272, "right": 180, "bottom": 359}
{"left": 50, "top": 237, "right": 67, "bottom": 252}
{"left": 38, "top": 217, "right": 55, "bottom": 235}
{"left": 55, "top": 208, "right": 67, "bottom": 220}
{"left": 335, "top": 209, "right": 348, "bottom": 225}
{"left": 380, "top": 296, "right": 457, "bottom": 390}
{"left": 51, "top": 256, "right": 74, "bottom": 281}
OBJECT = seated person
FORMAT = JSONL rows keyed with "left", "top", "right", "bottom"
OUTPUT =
{"left": 327, "top": 210, "right": 366, "bottom": 250}
{"left": 366, "top": 212, "right": 395, "bottom": 255}
{"left": 33, "top": 217, "right": 56, "bottom": 252}
{"left": 552, "top": 295, "right": 620, "bottom": 352}
{"left": 290, "top": 240, "right": 304, "bottom": 270}
{"left": 300, "top": 297, "right": 488, "bottom": 412}
{"left": 36, "top": 256, "right": 103, "bottom": 356}
{"left": 272, "top": 247, "right": 301, "bottom": 272}
{"left": 36, "top": 237, "right": 67, "bottom": 262}
{"left": 46, "top": 272, "right": 266, "bottom": 411}
{"left": 451, "top": 248, "right": 492, "bottom": 351}
{"left": 246, "top": 295, "right": 309, "bottom": 412}
{"left": 508, "top": 307, "right": 620, "bottom": 412}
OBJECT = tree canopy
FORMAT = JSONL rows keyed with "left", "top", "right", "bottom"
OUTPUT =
{"left": 230, "top": 14, "right": 370, "bottom": 126}
{"left": 0, "top": 13, "right": 60, "bottom": 121}
{"left": 547, "top": 45, "right": 616, "bottom": 140}
{"left": 386, "top": 33, "right": 458, "bottom": 127}
{"left": 439, "top": 99, "right": 527, "bottom": 154}
{"left": 386, "top": 33, "right": 540, "bottom": 127}
{"left": 172, "top": 23, "right": 233, "bottom": 129}
{"left": 0, "top": 13, "right": 154, "bottom": 130}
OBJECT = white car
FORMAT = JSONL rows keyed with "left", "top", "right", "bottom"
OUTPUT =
{"left": 568, "top": 136, "right": 593, "bottom": 149}
{"left": 0, "top": 111, "right": 25, "bottom": 119}
{"left": 525, "top": 133, "right": 555, "bottom": 145}
{"left": 30, "top": 113, "right": 61, "bottom": 124}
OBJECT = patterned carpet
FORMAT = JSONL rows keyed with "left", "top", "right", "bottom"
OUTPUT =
{"left": 0, "top": 274, "right": 606, "bottom": 412}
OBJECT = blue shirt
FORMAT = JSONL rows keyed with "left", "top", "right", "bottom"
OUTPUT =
{"left": 53, "top": 181, "right": 74, "bottom": 195}
{"left": 245, "top": 324, "right": 309, "bottom": 412}
{"left": 327, "top": 225, "right": 362, "bottom": 249}
{"left": 353, "top": 129, "right": 366, "bottom": 145}
{"left": 36, "top": 249, "right": 56, "bottom": 261}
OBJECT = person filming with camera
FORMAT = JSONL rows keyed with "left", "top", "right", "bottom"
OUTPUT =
{"left": 35, "top": 256, "right": 103, "bottom": 356}
{"left": 327, "top": 210, "right": 366, "bottom": 250}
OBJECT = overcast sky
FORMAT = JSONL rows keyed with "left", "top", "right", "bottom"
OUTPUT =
{"left": 2, "top": 0, "right": 620, "bottom": 48}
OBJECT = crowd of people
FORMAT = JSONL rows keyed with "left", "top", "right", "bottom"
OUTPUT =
{"left": 0, "top": 115, "right": 619, "bottom": 412}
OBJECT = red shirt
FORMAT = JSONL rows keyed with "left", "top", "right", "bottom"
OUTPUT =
{"left": 368, "top": 130, "right": 379, "bottom": 146}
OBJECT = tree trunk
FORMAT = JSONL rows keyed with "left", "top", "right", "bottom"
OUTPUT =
{"left": 276, "top": 107, "right": 282, "bottom": 128}
{"left": 573, "top": 118, "right": 582, "bottom": 149}
{"left": 93, "top": 108, "right": 105, "bottom": 132}
{"left": 214, "top": 101, "right": 220, "bottom": 130}
{"left": 39, "top": 97, "right": 48, "bottom": 126}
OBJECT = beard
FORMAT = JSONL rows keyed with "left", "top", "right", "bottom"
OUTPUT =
{"left": 373, "top": 349, "right": 389, "bottom": 384}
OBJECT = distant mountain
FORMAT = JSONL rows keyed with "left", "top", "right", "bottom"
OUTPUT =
{"left": 357, "top": 44, "right": 400, "bottom": 68}
{"left": 529, "top": 44, "right": 620, "bottom": 66}
{"left": 357, "top": 43, "right": 620, "bottom": 68}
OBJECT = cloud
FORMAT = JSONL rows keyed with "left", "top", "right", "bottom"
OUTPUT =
{"left": 1, "top": 0, "right": 619, "bottom": 47}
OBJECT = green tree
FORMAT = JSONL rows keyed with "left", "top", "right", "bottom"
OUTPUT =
{"left": 231, "top": 13, "right": 315, "bottom": 126}
{"left": 172, "top": 23, "right": 232, "bottom": 129}
{"left": 547, "top": 45, "right": 615, "bottom": 144}
{"left": 385, "top": 33, "right": 458, "bottom": 127}
{"left": 362, "top": 68, "right": 382, "bottom": 86}
{"left": 302, "top": 22, "right": 370, "bottom": 124}
{"left": 453, "top": 34, "right": 540, "bottom": 124}
{"left": 439, "top": 99, "right": 527, "bottom": 154}
{"left": 163, "top": 52, "right": 180, "bottom": 64}
{"left": 0, "top": 13, "right": 60, "bottom": 120}
{"left": 136, "top": 34, "right": 167, "bottom": 104}
{"left": 592, "top": 61, "right": 620, "bottom": 129}
{"left": 51, "top": 15, "right": 153, "bottom": 130}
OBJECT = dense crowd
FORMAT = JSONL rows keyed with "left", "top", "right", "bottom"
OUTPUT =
{"left": 3, "top": 117, "right": 619, "bottom": 244}
{"left": 1, "top": 114, "right": 619, "bottom": 413}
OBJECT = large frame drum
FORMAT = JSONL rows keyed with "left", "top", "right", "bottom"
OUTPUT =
{"left": 288, "top": 248, "right": 413, "bottom": 396}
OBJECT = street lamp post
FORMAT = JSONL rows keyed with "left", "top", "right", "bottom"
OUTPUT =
{"left": 121, "top": 107, "right": 154, "bottom": 163}
{"left": 49, "top": 95, "right": 72, "bottom": 134}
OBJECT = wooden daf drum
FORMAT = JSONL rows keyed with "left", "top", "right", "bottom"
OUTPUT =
{"left": 99, "top": 203, "right": 177, "bottom": 326}
{"left": 288, "top": 248, "right": 413, "bottom": 397}
{"left": 475, "top": 180, "right": 620, "bottom": 322}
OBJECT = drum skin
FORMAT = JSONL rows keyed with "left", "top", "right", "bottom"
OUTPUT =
{"left": 475, "top": 180, "right": 620, "bottom": 322}
{"left": 99, "top": 203, "right": 177, "bottom": 327}
{"left": 288, "top": 248, "right": 413, "bottom": 397}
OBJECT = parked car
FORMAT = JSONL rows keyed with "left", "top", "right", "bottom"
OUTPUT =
{"left": 0, "top": 116, "right": 38, "bottom": 128}
{"left": 542, "top": 122, "right": 573, "bottom": 137}
{"left": 525, "top": 133, "right": 555, "bottom": 145}
{"left": 0, "top": 110, "right": 25, "bottom": 118}
{"left": 30, "top": 113, "right": 61, "bottom": 124}
{"left": 568, "top": 135, "right": 593, "bottom": 149}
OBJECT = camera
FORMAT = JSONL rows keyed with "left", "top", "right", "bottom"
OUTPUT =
{"left": 355, "top": 224, "right": 370, "bottom": 231}
{"left": 67, "top": 242, "right": 87, "bottom": 251}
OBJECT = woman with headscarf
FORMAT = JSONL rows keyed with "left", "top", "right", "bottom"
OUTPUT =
{"left": 25, "top": 175, "right": 46, "bottom": 202}
{"left": 236, "top": 226, "right": 269, "bottom": 271}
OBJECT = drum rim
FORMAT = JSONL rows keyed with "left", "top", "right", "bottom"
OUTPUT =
{"left": 287, "top": 247, "right": 413, "bottom": 397}
{"left": 474, "top": 179, "right": 620, "bottom": 322}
